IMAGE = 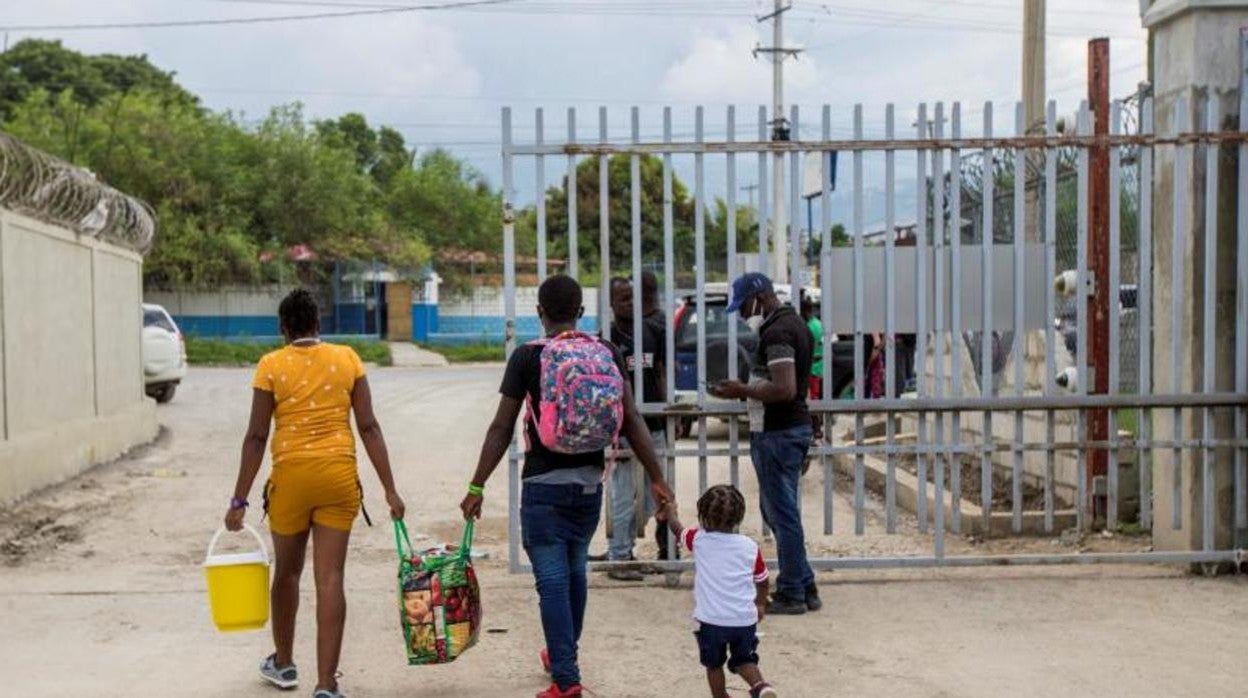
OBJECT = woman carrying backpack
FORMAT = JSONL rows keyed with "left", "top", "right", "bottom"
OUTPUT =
{"left": 460, "top": 275, "right": 674, "bottom": 698}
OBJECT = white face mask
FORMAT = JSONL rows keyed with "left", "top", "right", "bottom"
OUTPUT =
{"left": 744, "top": 309, "right": 765, "bottom": 333}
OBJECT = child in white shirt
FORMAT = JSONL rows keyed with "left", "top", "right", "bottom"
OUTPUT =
{"left": 661, "top": 485, "right": 777, "bottom": 698}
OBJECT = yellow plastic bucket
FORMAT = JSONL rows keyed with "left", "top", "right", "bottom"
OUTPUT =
{"left": 203, "top": 525, "right": 270, "bottom": 632}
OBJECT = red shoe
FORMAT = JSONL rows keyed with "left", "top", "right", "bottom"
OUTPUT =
{"left": 539, "top": 648, "right": 551, "bottom": 674}
{"left": 536, "top": 683, "right": 582, "bottom": 698}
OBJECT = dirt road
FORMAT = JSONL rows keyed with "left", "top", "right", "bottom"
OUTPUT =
{"left": 1, "top": 365, "right": 1245, "bottom": 697}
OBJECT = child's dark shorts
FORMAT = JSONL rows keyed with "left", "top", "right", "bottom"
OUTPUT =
{"left": 695, "top": 622, "right": 759, "bottom": 672}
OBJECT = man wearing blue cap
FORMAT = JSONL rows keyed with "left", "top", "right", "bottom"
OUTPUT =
{"left": 710, "top": 272, "right": 819, "bottom": 615}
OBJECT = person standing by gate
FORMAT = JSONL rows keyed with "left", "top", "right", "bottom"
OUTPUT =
{"left": 710, "top": 272, "right": 820, "bottom": 616}
{"left": 599, "top": 278, "right": 668, "bottom": 580}
{"left": 800, "top": 292, "right": 825, "bottom": 442}
{"left": 460, "top": 274, "right": 675, "bottom": 698}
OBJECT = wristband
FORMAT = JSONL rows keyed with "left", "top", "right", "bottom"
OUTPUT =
{"left": 229, "top": 496, "right": 249, "bottom": 510}
{"left": 467, "top": 484, "right": 484, "bottom": 496}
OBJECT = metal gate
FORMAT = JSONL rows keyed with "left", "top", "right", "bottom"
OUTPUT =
{"left": 498, "top": 89, "right": 1248, "bottom": 574}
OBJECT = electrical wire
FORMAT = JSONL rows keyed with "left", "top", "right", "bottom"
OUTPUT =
{"left": 0, "top": 0, "right": 524, "bottom": 32}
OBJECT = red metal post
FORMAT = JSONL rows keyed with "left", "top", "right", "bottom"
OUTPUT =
{"left": 1088, "top": 38, "right": 1111, "bottom": 522}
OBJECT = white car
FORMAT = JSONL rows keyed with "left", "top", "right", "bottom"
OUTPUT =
{"left": 142, "top": 303, "right": 187, "bottom": 403}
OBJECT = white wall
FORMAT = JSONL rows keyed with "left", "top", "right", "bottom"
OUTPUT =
{"left": 0, "top": 209, "right": 157, "bottom": 505}
{"left": 440, "top": 286, "right": 601, "bottom": 318}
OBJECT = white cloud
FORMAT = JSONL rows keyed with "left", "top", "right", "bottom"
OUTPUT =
{"left": 659, "top": 26, "right": 820, "bottom": 105}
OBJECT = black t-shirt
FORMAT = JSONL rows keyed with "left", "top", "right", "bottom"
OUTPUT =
{"left": 610, "top": 318, "right": 665, "bottom": 433}
{"left": 499, "top": 337, "right": 629, "bottom": 479}
{"left": 753, "top": 306, "right": 812, "bottom": 431}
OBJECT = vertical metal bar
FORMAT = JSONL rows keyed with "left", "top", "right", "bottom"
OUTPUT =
{"left": 981, "top": 101, "right": 995, "bottom": 531}
{"left": 599, "top": 107, "right": 611, "bottom": 341}
{"left": 728, "top": 106, "right": 741, "bottom": 491}
{"left": 1044, "top": 99, "right": 1058, "bottom": 534}
{"left": 820, "top": 104, "right": 834, "bottom": 534}
{"left": 759, "top": 106, "right": 771, "bottom": 275}
{"left": 1108, "top": 100, "right": 1123, "bottom": 531}
{"left": 1201, "top": 96, "right": 1219, "bottom": 552}
{"left": 915, "top": 103, "right": 929, "bottom": 535}
{"left": 695, "top": 107, "right": 709, "bottom": 496}
{"left": 933, "top": 102, "right": 947, "bottom": 555}
{"left": 1088, "top": 40, "right": 1113, "bottom": 516}
{"left": 1012, "top": 102, "right": 1026, "bottom": 535}
{"left": 950, "top": 101, "right": 964, "bottom": 534}
{"left": 567, "top": 108, "right": 579, "bottom": 279}
{"left": 662, "top": 108, "right": 677, "bottom": 558}
{"left": 664, "top": 109, "right": 676, "bottom": 406}
{"left": 1171, "top": 96, "right": 1189, "bottom": 531}
{"left": 1237, "top": 31, "right": 1248, "bottom": 535}
{"left": 884, "top": 103, "right": 898, "bottom": 534}
{"left": 536, "top": 108, "right": 547, "bottom": 282}
{"left": 631, "top": 108, "right": 645, "bottom": 408}
{"left": 1077, "top": 101, "right": 1090, "bottom": 532}
{"left": 1139, "top": 97, "right": 1155, "bottom": 532}
{"left": 853, "top": 103, "right": 866, "bottom": 536}
{"left": 502, "top": 107, "right": 521, "bottom": 574}
{"left": 790, "top": 105, "right": 803, "bottom": 290}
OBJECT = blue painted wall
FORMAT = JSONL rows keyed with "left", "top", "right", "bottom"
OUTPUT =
{"left": 173, "top": 315, "right": 279, "bottom": 337}
{"left": 412, "top": 304, "right": 439, "bottom": 341}
{"left": 427, "top": 315, "right": 600, "bottom": 346}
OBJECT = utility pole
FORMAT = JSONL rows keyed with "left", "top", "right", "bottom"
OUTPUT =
{"left": 1023, "top": 0, "right": 1046, "bottom": 242}
{"left": 755, "top": 1, "right": 801, "bottom": 284}
{"left": 740, "top": 183, "right": 760, "bottom": 209}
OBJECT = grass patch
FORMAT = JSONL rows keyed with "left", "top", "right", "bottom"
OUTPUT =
{"left": 186, "top": 337, "right": 392, "bottom": 366}
{"left": 425, "top": 344, "right": 506, "bottom": 363}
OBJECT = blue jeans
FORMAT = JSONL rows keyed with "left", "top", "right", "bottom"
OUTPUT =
{"left": 522, "top": 481, "right": 603, "bottom": 689}
{"left": 608, "top": 430, "right": 664, "bottom": 561}
{"left": 750, "top": 424, "right": 815, "bottom": 601}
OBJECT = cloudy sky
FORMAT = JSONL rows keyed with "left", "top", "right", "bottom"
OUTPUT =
{"left": 2, "top": 0, "right": 1149, "bottom": 225}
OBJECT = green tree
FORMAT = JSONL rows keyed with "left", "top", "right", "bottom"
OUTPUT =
{"left": 0, "top": 39, "right": 196, "bottom": 120}
{"left": 528, "top": 154, "right": 697, "bottom": 280}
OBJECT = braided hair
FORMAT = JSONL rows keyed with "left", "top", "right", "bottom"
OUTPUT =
{"left": 697, "top": 484, "right": 747, "bottom": 533}
{"left": 279, "top": 288, "right": 320, "bottom": 340}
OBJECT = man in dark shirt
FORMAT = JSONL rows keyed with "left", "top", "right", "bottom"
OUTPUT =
{"left": 711, "top": 272, "right": 820, "bottom": 616}
{"left": 460, "top": 274, "right": 674, "bottom": 697}
{"left": 603, "top": 278, "right": 668, "bottom": 580}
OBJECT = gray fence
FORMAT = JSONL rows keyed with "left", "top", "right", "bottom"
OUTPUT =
{"left": 499, "top": 92, "right": 1248, "bottom": 574}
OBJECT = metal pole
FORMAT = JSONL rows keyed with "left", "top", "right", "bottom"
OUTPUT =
{"left": 1088, "top": 38, "right": 1112, "bottom": 523}
{"left": 567, "top": 108, "right": 579, "bottom": 279}
{"left": 771, "top": 0, "right": 788, "bottom": 283}
{"left": 501, "top": 107, "right": 521, "bottom": 573}
{"left": 536, "top": 108, "right": 547, "bottom": 282}
{"left": 1023, "top": 0, "right": 1046, "bottom": 242}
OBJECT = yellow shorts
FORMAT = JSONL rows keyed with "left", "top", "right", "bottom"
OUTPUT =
{"left": 265, "top": 458, "right": 361, "bottom": 535}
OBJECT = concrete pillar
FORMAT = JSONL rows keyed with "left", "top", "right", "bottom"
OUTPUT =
{"left": 1141, "top": 0, "right": 1246, "bottom": 554}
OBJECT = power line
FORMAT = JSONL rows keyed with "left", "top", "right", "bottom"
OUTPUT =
{"left": 0, "top": 0, "right": 524, "bottom": 32}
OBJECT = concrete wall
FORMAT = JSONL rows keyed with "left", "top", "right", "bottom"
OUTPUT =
{"left": 1143, "top": 1, "right": 1246, "bottom": 553}
{"left": 145, "top": 286, "right": 293, "bottom": 337}
{"left": 432, "top": 286, "right": 601, "bottom": 344}
{"left": 0, "top": 209, "right": 157, "bottom": 505}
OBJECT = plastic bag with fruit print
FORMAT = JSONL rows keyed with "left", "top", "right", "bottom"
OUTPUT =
{"left": 394, "top": 519, "right": 482, "bottom": 665}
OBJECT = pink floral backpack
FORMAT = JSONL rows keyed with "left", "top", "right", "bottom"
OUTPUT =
{"left": 526, "top": 331, "right": 625, "bottom": 454}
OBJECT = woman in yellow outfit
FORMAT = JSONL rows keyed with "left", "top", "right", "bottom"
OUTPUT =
{"left": 224, "top": 289, "right": 405, "bottom": 698}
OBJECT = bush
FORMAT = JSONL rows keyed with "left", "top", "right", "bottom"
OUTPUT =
{"left": 426, "top": 344, "right": 505, "bottom": 364}
{"left": 186, "top": 337, "right": 392, "bottom": 366}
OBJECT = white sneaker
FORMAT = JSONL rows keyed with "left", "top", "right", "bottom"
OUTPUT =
{"left": 260, "top": 654, "right": 298, "bottom": 690}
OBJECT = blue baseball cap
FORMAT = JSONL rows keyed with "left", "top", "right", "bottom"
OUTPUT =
{"left": 726, "top": 272, "right": 775, "bottom": 313}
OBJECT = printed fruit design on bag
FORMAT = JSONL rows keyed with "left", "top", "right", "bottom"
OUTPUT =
{"left": 398, "top": 540, "right": 481, "bottom": 665}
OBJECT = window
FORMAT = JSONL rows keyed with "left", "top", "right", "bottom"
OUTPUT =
{"left": 144, "top": 308, "right": 176, "bottom": 333}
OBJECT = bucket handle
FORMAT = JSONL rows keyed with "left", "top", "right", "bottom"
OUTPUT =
{"left": 205, "top": 524, "right": 269, "bottom": 565}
